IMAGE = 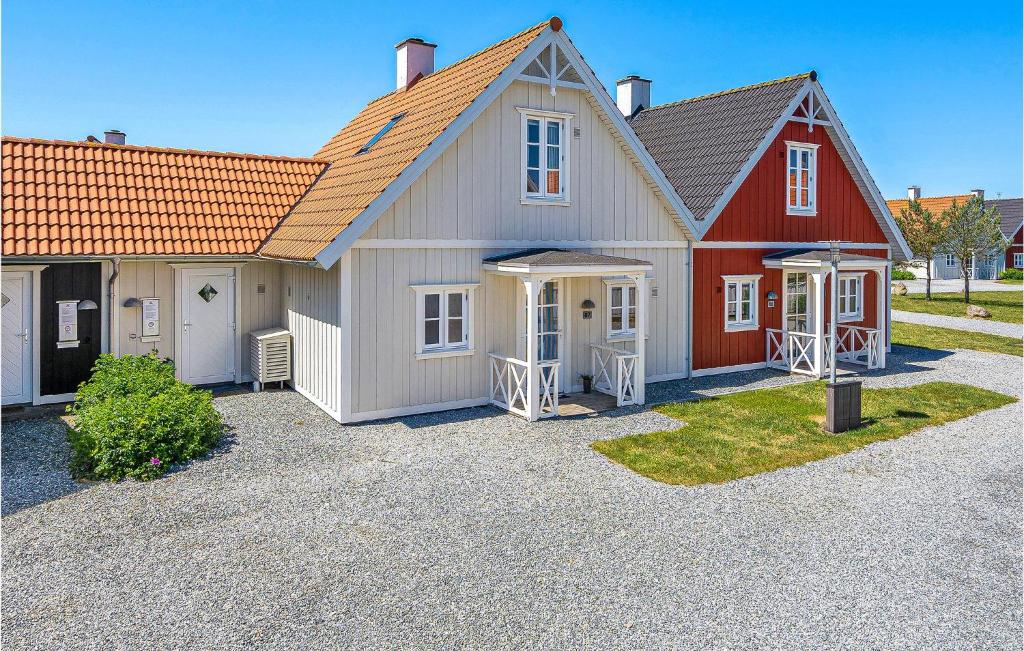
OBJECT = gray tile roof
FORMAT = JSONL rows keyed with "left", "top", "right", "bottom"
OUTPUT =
{"left": 483, "top": 248, "right": 651, "bottom": 267}
{"left": 628, "top": 73, "right": 812, "bottom": 220}
{"left": 762, "top": 249, "right": 885, "bottom": 263}
{"left": 986, "top": 198, "right": 1023, "bottom": 239}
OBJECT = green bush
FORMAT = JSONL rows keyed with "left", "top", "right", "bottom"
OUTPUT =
{"left": 998, "top": 268, "right": 1023, "bottom": 280}
{"left": 890, "top": 268, "right": 917, "bottom": 281}
{"left": 67, "top": 353, "right": 223, "bottom": 481}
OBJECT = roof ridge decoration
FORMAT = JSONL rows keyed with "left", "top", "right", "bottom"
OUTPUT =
{"left": 0, "top": 136, "right": 328, "bottom": 165}
{"left": 259, "top": 17, "right": 701, "bottom": 267}
{"left": 645, "top": 71, "right": 817, "bottom": 112}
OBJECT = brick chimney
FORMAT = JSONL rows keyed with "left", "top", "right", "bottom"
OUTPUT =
{"left": 396, "top": 38, "right": 436, "bottom": 91}
{"left": 907, "top": 185, "right": 921, "bottom": 200}
{"left": 616, "top": 76, "right": 652, "bottom": 117}
{"left": 104, "top": 130, "right": 126, "bottom": 145}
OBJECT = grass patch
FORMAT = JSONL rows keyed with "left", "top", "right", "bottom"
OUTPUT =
{"left": 892, "top": 290, "right": 1022, "bottom": 324}
{"left": 997, "top": 278, "right": 1023, "bottom": 285}
{"left": 891, "top": 321, "right": 1022, "bottom": 357}
{"left": 592, "top": 381, "right": 1014, "bottom": 486}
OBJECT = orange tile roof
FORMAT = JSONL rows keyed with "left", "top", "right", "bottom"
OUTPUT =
{"left": 886, "top": 194, "right": 972, "bottom": 220}
{"left": 258, "top": 19, "right": 552, "bottom": 262}
{"left": 2, "top": 137, "right": 328, "bottom": 257}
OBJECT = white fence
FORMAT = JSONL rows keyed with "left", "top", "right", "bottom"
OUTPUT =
{"left": 489, "top": 354, "right": 559, "bottom": 420}
{"left": 591, "top": 344, "right": 639, "bottom": 406}
{"left": 767, "top": 325, "right": 882, "bottom": 377}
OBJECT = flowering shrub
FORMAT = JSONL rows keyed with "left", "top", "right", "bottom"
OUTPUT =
{"left": 67, "top": 353, "right": 222, "bottom": 481}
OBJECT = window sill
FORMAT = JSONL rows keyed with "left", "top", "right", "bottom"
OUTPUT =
{"left": 724, "top": 323, "right": 759, "bottom": 333}
{"left": 838, "top": 314, "right": 862, "bottom": 323}
{"left": 786, "top": 209, "right": 817, "bottom": 217}
{"left": 416, "top": 348, "right": 475, "bottom": 361}
{"left": 521, "top": 198, "right": 571, "bottom": 207}
{"left": 606, "top": 333, "right": 649, "bottom": 343}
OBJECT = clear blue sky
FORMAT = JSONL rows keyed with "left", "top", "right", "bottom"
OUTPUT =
{"left": 3, "top": 0, "right": 1021, "bottom": 199}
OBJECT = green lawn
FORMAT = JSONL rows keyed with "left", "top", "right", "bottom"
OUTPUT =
{"left": 592, "top": 381, "right": 1014, "bottom": 486}
{"left": 997, "top": 278, "right": 1024, "bottom": 285}
{"left": 892, "top": 290, "right": 1022, "bottom": 324}
{"left": 891, "top": 322, "right": 1023, "bottom": 357}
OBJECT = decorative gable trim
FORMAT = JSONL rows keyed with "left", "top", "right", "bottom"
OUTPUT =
{"left": 312, "top": 24, "right": 700, "bottom": 270}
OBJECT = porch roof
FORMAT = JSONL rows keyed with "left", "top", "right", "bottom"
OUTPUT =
{"left": 762, "top": 248, "right": 888, "bottom": 270}
{"left": 482, "top": 248, "right": 652, "bottom": 276}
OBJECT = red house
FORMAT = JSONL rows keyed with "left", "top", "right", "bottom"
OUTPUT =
{"left": 626, "top": 72, "right": 911, "bottom": 377}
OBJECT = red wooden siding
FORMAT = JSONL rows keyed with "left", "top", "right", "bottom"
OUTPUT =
{"left": 703, "top": 122, "right": 888, "bottom": 244}
{"left": 692, "top": 248, "right": 886, "bottom": 371}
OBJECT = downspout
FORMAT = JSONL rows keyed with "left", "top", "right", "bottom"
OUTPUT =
{"left": 108, "top": 258, "right": 120, "bottom": 354}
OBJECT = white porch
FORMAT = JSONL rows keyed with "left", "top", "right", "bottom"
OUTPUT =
{"left": 763, "top": 250, "right": 889, "bottom": 378}
{"left": 483, "top": 249, "right": 652, "bottom": 421}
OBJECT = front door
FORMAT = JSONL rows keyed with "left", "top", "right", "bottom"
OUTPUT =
{"left": 2, "top": 271, "right": 33, "bottom": 405}
{"left": 39, "top": 263, "right": 103, "bottom": 397}
{"left": 784, "top": 272, "right": 809, "bottom": 332}
{"left": 180, "top": 268, "right": 236, "bottom": 385}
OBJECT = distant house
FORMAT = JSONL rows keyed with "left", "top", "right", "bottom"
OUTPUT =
{"left": 886, "top": 187, "right": 1023, "bottom": 280}
{"left": 1, "top": 17, "right": 911, "bottom": 421}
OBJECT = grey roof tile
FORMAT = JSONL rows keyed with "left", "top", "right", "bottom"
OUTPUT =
{"left": 985, "top": 198, "right": 1023, "bottom": 238}
{"left": 629, "top": 73, "right": 811, "bottom": 220}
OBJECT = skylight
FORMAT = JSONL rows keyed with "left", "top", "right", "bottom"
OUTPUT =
{"left": 356, "top": 113, "right": 405, "bottom": 155}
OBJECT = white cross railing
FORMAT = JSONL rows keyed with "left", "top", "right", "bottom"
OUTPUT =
{"left": 591, "top": 344, "right": 639, "bottom": 406}
{"left": 488, "top": 354, "right": 559, "bottom": 420}
{"left": 765, "top": 329, "right": 820, "bottom": 376}
{"left": 834, "top": 325, "right": 881, "bottom": 369}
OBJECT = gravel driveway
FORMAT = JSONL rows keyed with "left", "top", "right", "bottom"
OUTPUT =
{"left": 892, "top": 309, "right": 1024, "bottom": 338}
{"left": 3, "top": 347, "right": 1021, "bottom": 650}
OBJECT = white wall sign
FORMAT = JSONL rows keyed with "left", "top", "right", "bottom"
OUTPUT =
{"left": 57, "top": 300, "right": 80, "bottom": 348}
{"left": 141, "top": 298, "right": 160, "bottom": 340}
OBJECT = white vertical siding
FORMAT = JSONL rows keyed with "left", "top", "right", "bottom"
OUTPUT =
{"left": 115, "top": 260, "right": 282, "bottom": 380}
{"left": 365, "top": 81, "right": 687, "bottom": 244}
{"left": 282, "top": 263, "right": 342, "bottom": 418}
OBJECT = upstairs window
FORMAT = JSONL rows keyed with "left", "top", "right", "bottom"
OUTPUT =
{"left": 786, "top": 142, "right": 818, "bottom": 215}
{"left": 519, "top": 108, "right": 571, "bottom": 204}
{"left": 356, "top": 113, "right": 405, "bottom": 155}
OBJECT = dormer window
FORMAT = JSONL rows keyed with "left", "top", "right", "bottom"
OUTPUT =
{"left": 786, "top": 141, "right": 819, "bottom": 215}
{"left": 518, "top": 108, "right": 572, "bottom": 205}
{"left": 356, "top": 113, "right": 405, "bottom": 155}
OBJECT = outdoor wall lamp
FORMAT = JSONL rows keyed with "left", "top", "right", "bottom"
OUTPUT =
{"left": 765, "top": 290, "right": 778, "bottom": 301}
{"left": 122, "top": 297, "right": 142, "bottom": 308}
{"left": 581, "top": 299, "right": 595, "bottom": 320}
{"left": 77, "top": 300, "right": 99, "bottom": 310}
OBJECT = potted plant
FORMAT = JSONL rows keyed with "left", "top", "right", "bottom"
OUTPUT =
{"left": 580, "top": 374, "right": 593, "bottom": 394}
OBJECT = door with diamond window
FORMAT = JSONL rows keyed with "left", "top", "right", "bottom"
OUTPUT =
{"left": 180, "top": 268, "right": 236, "bottom": 385}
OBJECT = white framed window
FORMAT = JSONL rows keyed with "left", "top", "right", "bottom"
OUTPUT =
{"left": 1014, "top": 252, "right": 1024, "bottom": 269}
{"left": 411, "top": 284, "right": 478, "bottom": 359}
{"left": 518, "top": 107, "right": 572, "bottom": 205}
{"left": 723, "top": 275, "right": 761, "bottom": 332}
{"left": 785, "top": 141, "right": 819, "bottom": 215}
{"left": 945, "top": 253, "right": 956, "bottom": 267}
{"left": 838, "top": 273, "right": 865, "bottom": 321}
{"left": 605, "top": 282, "right": 637, "bottom": 339}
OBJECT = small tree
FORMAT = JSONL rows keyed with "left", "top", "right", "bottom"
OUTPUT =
{"left": 895, "top": 199, "right": 945, "bottom": 300}
{"left": 940, "top": 197, "right": 1005, "bottom": 304}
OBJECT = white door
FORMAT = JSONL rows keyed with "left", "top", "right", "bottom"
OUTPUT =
{"left": 180, "top": 268, "right": 236, "bottom": 385}
{"left": 2, "top": 271, "right": 33, "bottom": 405}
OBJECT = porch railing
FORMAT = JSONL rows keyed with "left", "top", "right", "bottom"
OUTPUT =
{"left": 591, "top": 344, "right": 639, "bottom": 406}
{"left": 834, "top": 325, "right": 881, "bottom": 369}
{"left": 488, "top": 354, "right": 559, "bottom": 420}
{"left": 767, "top": 326, "right": 882, "bottom": 377}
